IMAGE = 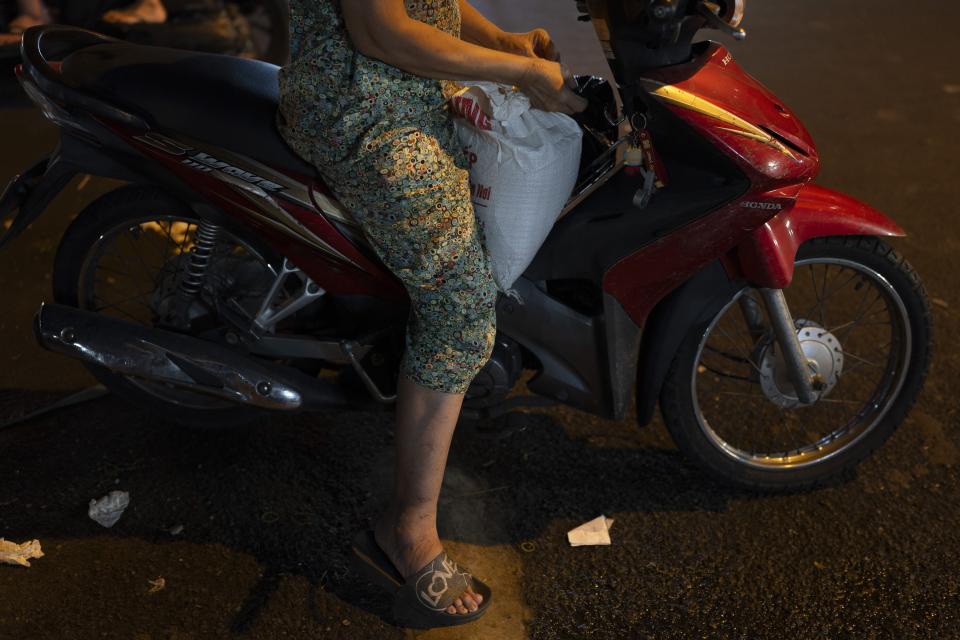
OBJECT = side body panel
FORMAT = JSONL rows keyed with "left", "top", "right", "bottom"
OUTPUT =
{"left": 604, "top": 43, "right": 820, "bottom": 327}
{"left": 603, "top": 184, "right": 800, "bottom": 325}
{"left": 105, "top": 125, "right": 407, "bottom": 302}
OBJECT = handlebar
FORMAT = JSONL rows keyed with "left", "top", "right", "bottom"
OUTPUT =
{"left": 697, "top": 1, "right": 746, "bottom": 40}
{"left": 578, "top": 0, "right": 746, "bottom": 40}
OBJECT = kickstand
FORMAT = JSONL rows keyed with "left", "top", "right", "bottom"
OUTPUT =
{"left": 0, "top": 385, "right": 110, "bottom": 431}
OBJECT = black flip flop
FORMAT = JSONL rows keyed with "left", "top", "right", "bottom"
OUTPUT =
{"left": 351, "top": 530, "right": 492, "bottom": 629}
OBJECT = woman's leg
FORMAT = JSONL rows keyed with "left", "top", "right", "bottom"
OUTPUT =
{"left": 325, "top": 125, "right": 497, "bottom": 615}
{"left": 375, "top": 374, "right": 484, "bottom": 614}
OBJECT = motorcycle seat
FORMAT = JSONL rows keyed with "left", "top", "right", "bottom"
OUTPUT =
{"left": 59, "top": 41, "right": 316, "bottom": 177}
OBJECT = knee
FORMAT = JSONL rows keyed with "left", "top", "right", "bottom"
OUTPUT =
{"left": 430, "top": 278, "right": 498, "bottom": 369}
{"left": 405, "top": 280, "right": 498, "bottom": 394}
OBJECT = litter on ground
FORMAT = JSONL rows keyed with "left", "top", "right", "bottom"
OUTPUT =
{"left": 0, "top": 538, "right": 44, "bottom": 567}
{"left": 88, "top": 490, "right": 130, "bottom": 528}
{"left": 567, "top": 515, "right": 615, "bottom": 547}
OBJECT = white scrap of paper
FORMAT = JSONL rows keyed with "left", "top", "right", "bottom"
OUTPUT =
{"left": 88, "top": 490, "right": 130, "bottom": 528}
{"left": 147, "top": 576, "right": 166, "bottom": 593}
{"left": 0, "top": 538, "right": 44, "bottom": 567}
{"left": 567, "top": 515, "right": 615, "bottom": 547}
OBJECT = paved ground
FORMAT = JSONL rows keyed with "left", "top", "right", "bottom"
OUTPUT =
{"left": 1, "top": 1, "right": 960, "bottom": 639}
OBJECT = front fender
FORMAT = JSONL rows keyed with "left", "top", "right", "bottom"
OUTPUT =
{"left": 731, "top": 184, "right": 906, "bottom": 288}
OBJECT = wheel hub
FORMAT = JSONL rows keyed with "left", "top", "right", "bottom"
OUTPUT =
{"left": 758, "top": 322, "right": 845, "bottom": 408}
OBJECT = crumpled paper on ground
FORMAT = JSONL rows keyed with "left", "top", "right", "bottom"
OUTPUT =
{"left": 567, "top": 515, "right": 615, "bottom": 547}
{"left": 0, "top": 538, "right": 44, "bottom": 567}
{"left": 88, "top": 490, "right": 130, "bottom": 528}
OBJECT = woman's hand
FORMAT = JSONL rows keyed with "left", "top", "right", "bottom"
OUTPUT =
{"left": 500, "top": 28, "right": 560, "bottom": 62}
{"left": 517, "top": 58, "right": 588, "bottom": 114}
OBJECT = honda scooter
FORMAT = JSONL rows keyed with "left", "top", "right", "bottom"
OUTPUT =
{"left": 0, "top": 0, "right": 932, "bottom": 490}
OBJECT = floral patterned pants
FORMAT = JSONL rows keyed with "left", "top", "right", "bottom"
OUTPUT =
{"left": 320, "top": 121, "right": 498, "bottom": 394}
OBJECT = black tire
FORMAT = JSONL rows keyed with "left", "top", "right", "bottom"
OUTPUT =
{"left": 659, "top": 236, "right": 932, "bottom": 491}
{"left": 52, "top": 185, "right": 269, "bottom": 429}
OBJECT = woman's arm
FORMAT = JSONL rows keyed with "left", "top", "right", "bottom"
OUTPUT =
{"left": 457, "top": 0, "right": 509, "bottom": 50}
{"left": 341, "top": 0, "right": 585, "bottom": 114}
{"left": 459, "top": 1, "right": 560, "bottom": 61}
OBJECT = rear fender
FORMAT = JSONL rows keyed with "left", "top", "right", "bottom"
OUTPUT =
{"left": 731, "top": 184, "right": 906, "bottom": 288}
{"left": 0, "top": 151, "right": 76, "bottom": 250}
{"left": 635, "top": 260, "right": 744, "bottom": 427}
{"left": 1, "top": 130, "right": 202, "bottom": 250}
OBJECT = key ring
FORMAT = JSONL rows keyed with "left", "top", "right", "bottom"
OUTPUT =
{"left": 630, "top": 112, "right": 648, "bottom": 131}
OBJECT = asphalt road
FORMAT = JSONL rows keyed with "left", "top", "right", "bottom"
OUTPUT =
{"left": 1, "top": 1, "right": 960, "bottom": 639}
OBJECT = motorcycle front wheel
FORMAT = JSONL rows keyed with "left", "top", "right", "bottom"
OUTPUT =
{"left": 659, "top": 236, "right": 932, "bottom": 491}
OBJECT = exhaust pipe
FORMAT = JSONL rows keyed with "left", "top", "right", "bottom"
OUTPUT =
{"left": 34, "top": 303, "right": 348, "bottom": 411}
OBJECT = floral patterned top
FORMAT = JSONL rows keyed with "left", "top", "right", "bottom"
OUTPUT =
{"left": 277, "top": 0, "right": 463, "bottom": 166}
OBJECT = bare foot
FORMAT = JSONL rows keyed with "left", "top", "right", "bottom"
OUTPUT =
{"left": 102, "top": 0, "right": 168, "bottom": 25}
{"left": 374, "top": 516, "right": 485, "bottom": 616}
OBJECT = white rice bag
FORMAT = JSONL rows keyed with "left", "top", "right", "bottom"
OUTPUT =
{"left": 451, "top": 83, "right": 582, "bottom": 295}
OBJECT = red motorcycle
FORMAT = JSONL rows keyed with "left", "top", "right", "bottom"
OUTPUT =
{"left": 0, "top": 0, "right": 931, "bottom": 491}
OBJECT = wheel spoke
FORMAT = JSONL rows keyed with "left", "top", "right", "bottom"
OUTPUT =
{"left": 818, "top": 264, "right": 830, "bottom": 326}
{"left": 826, "top": 308, "right": 890, "bottom": 335}
{"left": 815, "top": 397, "right": 871, "bottom": 406}
{"left": 712, "top": 323, "right": 762, "bottom": 375}
{"left": 843, "top": 350, "right": 884, "bottom": 369}
{"left": 713, "top": 390, "right": 769, "bottom": 399}
{"left": 838, "top": 287, "right": 884, "bottom": 344}
{"left": 802, "top": 268, "right": 859, "bottom": 322}
{"left": 92, "top": 297, "right": 151, "bottom": 323}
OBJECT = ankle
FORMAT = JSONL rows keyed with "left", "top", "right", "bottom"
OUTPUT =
{"left": 377, "top": 512, "right": 434, "bottom": 544}
{"left": 374, "top": 511, "right": 443, "bottom": 577}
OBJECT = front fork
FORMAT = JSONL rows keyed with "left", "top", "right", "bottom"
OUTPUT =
{"left": 756, "top": 288, "right": 819, "bottom": 404}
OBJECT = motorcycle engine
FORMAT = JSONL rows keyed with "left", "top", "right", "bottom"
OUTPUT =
{"left": 463, "top": 335, "right": 523, "bottom": 409}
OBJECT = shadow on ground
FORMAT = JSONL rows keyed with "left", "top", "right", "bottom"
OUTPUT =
{"left": 0, "top": 387, "right": 749, "bottom": 637}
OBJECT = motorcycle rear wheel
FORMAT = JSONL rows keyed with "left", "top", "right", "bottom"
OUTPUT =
{"left": 659, "top": 236, "right": 932, "bottom": 491}
{"left": 52, "top": 185, "right": 278, "bottom": 429}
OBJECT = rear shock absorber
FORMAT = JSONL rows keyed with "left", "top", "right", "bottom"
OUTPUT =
{"left": 176, "top": 221, "right": 221, "bottom": 313}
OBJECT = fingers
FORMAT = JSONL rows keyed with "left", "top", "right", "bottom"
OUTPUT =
{"left": 559, "top": 65, "right": 587, "bottom": 113}
{"left": 540, "top": 36, "right": 560, "bottom": 62}
{"left": 528, "top": 28, "right": 561, "bottom": 62}
{"left": 560, "top": 63, "right": 579, "bottom": 90}
{"left": 518, "top": 59, "right": 587, "bottom": 114}
{"left": 564, "top": 88, "right": 589, "bottom": 114}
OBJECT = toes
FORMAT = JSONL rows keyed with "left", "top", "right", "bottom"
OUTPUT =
{"left": 464, "top": 587, "right": 483, "bottom": 606}
{"left": 444, "top": 590, "right": 483, "bottom": 616}
{"left": 464, "top": 594, "right": 479, "bottom": 612}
